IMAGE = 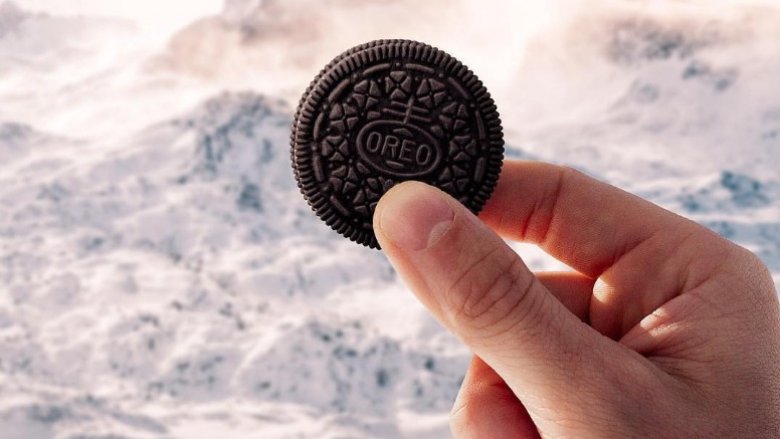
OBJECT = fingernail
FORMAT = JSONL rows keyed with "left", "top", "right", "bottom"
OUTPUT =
{"left": 378, "top": 182, "right": 454, "bottom": 251}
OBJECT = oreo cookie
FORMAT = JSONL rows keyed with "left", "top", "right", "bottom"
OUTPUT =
{"left": 291, "top": 40, "right": 504, "bottom": 249}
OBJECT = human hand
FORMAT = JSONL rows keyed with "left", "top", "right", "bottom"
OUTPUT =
{"left": 373, "top": 160, "right": 780, "bottom": 438}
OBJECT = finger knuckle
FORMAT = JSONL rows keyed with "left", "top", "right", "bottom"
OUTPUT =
{"left": 524, "top": 164, "right": 573, "bottom": 244}
{"left": 448, "top": 251, "right": 537, "bottom": 337}
{"left": 744, "top": 250, "right": 774, "bottom": 285}
{"left": 728, "top": 246, "right": 776, "bottom": 303}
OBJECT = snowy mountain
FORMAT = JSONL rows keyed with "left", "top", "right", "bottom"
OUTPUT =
{"left": 503, "top": 6, "right": 780, "bottom": 278}
{"left": 0, "top": 92, "right": 467, "bottom": 438}
{"left": 1, "top": 0, "right": 779, "bottom": 438}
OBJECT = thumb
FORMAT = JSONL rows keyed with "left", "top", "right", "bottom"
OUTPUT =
{"left": 374, "top": 181, "right": 649, "bottom": 431}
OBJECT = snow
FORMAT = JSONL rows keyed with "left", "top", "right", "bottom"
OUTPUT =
{"left": 1, "top": 0, "right": 779, "bottom": 437}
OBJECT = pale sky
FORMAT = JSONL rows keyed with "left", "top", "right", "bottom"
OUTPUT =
{"left": 21, "top": 0, "right": 224, "bottom": 36}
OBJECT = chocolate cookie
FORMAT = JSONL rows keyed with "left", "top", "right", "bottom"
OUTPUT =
{"left": 291, "top": 40, "right": 504, "bottom": 249}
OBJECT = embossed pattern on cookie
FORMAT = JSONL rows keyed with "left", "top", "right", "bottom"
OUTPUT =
{"left": 291, "top": 40, "right": 504, "bottom": 249}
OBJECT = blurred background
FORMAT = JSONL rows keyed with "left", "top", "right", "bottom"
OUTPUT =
{"left": 1, "top": 0, "right": 778, "bottom": 437}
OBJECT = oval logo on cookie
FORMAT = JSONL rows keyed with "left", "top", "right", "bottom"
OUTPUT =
{"left": 356, "top": 120, "right": 441, "bottom": 177}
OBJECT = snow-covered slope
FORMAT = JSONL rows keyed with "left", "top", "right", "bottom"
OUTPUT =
{"left": 0, "top": 92, "right": 466, "bottom": 438}
{"left": 1, "top": 0, "right": 779, "bottom": 438}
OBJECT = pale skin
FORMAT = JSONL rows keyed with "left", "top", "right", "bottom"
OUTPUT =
{"left": 373, "top": 160, "right": 780, "bottom": 438}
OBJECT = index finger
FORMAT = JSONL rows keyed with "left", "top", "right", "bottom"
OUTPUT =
{"left": 480, "top": 160, "right": 709, "bottom": 278}
{"left": 479, "top": 160, "right": 734, "bottom": 337}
